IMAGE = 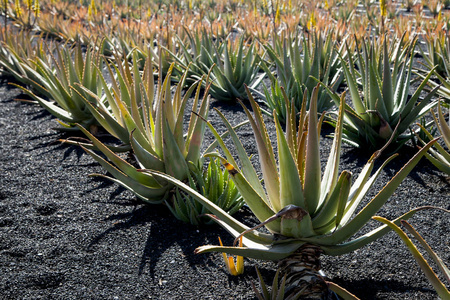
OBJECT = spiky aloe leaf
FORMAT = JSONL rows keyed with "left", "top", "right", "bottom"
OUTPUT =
{"left": 317, "top": 207, "right": 429, "bottom": 255}
{"left": 303, "top": 86, "right": 321, "bottom": 213}
{"left": 307, "top": 138, "right": 437, "bottom": 246}
{"left": 373, "top": 216, "right": 450, "bottom": 299}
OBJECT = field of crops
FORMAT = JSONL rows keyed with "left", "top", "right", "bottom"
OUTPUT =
{"left": 0, "top": 0, "right": 449, "bottom": 299}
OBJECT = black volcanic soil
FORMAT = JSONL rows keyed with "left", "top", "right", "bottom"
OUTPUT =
{"left": 0, "top": 78, "right": 449, "bottom": 300}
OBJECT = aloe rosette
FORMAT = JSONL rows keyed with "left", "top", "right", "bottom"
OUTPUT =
{"left": 74, "top": 54, "right": 244, "bottom": 222}
{"left": 148, "top": 84, "right": 437, "bottom": 297}
{"left": 12, "top": 43, "right": 104, "bottom": 131}
{"left": 326, "top": 35, "right": 439, "bottom": 151}
{"left": 0, "top": 30, "right": 53, "bottom": 98}
{"left": 77, "top": 61, "right": 212, "bottom": 203}
{"left": 256, "top": 30, "right": 344, "bottom": 124}
{"left": 170, "top": 30, "right": 264, "bottom": 101}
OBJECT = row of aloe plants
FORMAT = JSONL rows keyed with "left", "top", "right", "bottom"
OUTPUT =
{"left": 2, "top": 26, "right": 449, "bottom": 167}
{"left": 0, "top": 24, "right": 449, "bottom": 298}
{"left": 6, "top": 0, "right": 450, "bottom": 48}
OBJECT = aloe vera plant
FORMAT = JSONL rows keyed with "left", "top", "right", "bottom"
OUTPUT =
{"left": 418, "top": 33, "right": 450, "bottom": 79}
{"left": 75, "top": 55, "right": 244, "bottom": 223}
{"left": 169, "top": 27, "right": 220, "bottom": 85}
{"left": 63, "top": 48, "right": 158, "bottom": 151}
{"left": 170, "top": 158, "right": 244, "bottom": 225}
{"left": 171, "top": 30, "right": 264, "bottom": 101}
{"left": 418, "top": 33, "right": 450, "bottom": 104}
{"left": 76, "top": 61, "right": 210, "bottom": 203}
{"left": 0, "top": 30, "right": 55, "bottom": 98}
{"left": 148, "top": 85, "right": 437, "bottom": 297}
{"left": 256, "top": 30, "right": 344, "bottom": 123}
{"left": 209, "top": 37, "right": 264, "bottom": 101}
{"left": 12, "top": 43, "right": 104, "bottom": 131}
{"left": 327, "top": 35, "right": 439, "bottom": 151}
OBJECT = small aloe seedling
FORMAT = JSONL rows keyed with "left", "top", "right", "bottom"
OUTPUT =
{"left": 219, "top": 236, "right": 244, "bottom": 276}
{"left": 170, "top": 158, "right": 244, "bottom": 225}
{"left": 252, "top": 268, "right": 289, "bottom": 300}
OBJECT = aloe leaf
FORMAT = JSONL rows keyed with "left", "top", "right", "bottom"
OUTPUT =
{"left": 399, "top": 81, "right": 439, "bottom": 124}
{"left": 368, "top": 63, "right": 388, "bottom": 121}
{"left": 382, "top": 40, "right": 394, "bottom": 117}
{"left": 254, "top": 267, "right": 271, "bottom": 299}
{"left": 373, "top": 217, "right": 450, "bottom": 299}
{"left": 203, "top": 120, "right": 249, "bottom": 155}
{"left": 425, "top": 148, "right": 450, "bottom": 174}
{"left": 313, "top": 171, "right": 351, "bottom": 231}
{"left": 317, "top": 207, "right": 430, "bottom": 255}
{"left": 242, "top": 90, "right": 280, "bottom": 211}
{"left": 341, "top": 153, "right": 397, "bottom": 226}
{"left": 196, "top": 241, "right": 304, "bottom": 261}
{"left": 338, "top": 43, "right": 366, "bottom": 119}
{"left": 186, "top": 90, "right": 209, "bottom": 164}
{"left": 162, "top": 118, "right": 190, "bottom": 180}
{"left": 303, "top": 85, "right": 322, "bottom": 214}
{"left": 115, "top": 93, "right": 152, "bottom": 149}
{"left": 17, "top": 86, "right": 75, "bottom": 122}
{"left": 175, "top": 77, "right": 199, "bottom": 151}
{"left": 319, "top": 92, "right": 345, "bottom": 206}
{"left": 78, "top": 125, "right": 160, "bottom": 186}
{"left": 60, "top": 138, "right": 130, "bottom": 153}
{"left": 274, "top": 111, "right": 304, "bottom": 209}
{"left": 437, "top": 101, "right": 450, "bottom": 147}
{"left": 111, "top": 63, "right": 132, "bottom": 107}
{"left": 185, "top": 72, "right": 204, "bottom": 140}
{"left": 130, "top": 133, "right": 164, "bottom": 171}
{"left": 326, "top": 282, "right": 360, "bottom": 300}
{"left": 234, "top": 38, "right": 244, "bottom": 80}
{"left": 315, "top": 139, "right": 437, "bottom": 245}
{"left": 212, "top": 109, "right": 266, "bottom": 202}
{"left": 221, "top": 161, "right": 279, "bottom": 233}
{"left": 401, "top": 220, "right": 450, "bottom": 283}
{"left": 82, "top": 148, "right": 166, "bottom": 201}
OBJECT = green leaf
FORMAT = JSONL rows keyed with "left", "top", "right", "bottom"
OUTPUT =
{"left": 196, "top": 241, "right": 304, "bottom": 261}
{"left": 274, "top": 111, "right": 304, "bottom": 209}
{"left": 314, "top": 138, "right": 437, "bottom": 245}
{"left": 303, "top": 85, "right": 321, "bottom": 213}
{"left": 373, "top": 217, "right": 450, "bottom": 299}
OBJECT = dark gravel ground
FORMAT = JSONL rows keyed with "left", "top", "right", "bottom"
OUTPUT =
{"left": 0, "top": 76, "right": 449, "bottom": 300}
